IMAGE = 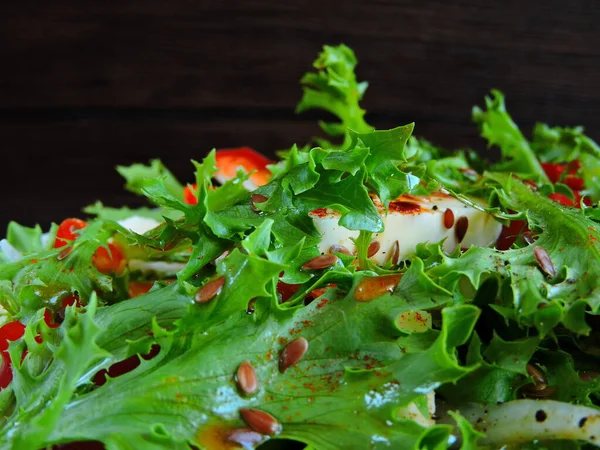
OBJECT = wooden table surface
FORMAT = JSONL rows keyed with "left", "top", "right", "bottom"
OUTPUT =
{"left": 1, "top": 0, "right": 599, "bottom": 231}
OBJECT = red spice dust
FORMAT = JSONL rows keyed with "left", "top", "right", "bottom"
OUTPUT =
{"left": 316, "top": 298, "right": 328, "bottom": 309}
{"left": 388, "top": 200, "right": 422, "bottom": 214}
{"left": 413, "top": 312, "right": 426, "bottom": 324}
{"left": 309, "top": 208, "right": 329, "bottom": 218}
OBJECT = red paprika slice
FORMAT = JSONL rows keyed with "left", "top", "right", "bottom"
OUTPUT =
{"left": 184, "top": 184, "right": 198, "bottom": 205}
{"left": 548, "top": 192, "right": 576, "bottom": 207}
{"left": 0, "top": 320, "right": 26, "bottom": 389}
{"left": 54, "top": 218, "right": 88, "bottom": 248}
{"left": 92, "top": 243, "right": 126, "bottom": 275}
{"left": 215, "top": 147, "right": 272, "bottom": 187}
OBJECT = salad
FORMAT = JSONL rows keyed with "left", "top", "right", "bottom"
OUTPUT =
{"left": 1, "top": 44, "right": 600, "bottom": 450}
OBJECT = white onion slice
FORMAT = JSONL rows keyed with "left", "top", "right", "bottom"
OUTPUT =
{"left": 458, "top": 400, "right": 600, "bottom": 447}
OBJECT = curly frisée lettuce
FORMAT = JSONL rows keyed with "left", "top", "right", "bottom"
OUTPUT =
{"left": 1, "top": 46, "right": 600, "bottom": 450}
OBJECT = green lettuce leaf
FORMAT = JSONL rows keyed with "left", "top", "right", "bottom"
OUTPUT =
{"left": 0, "top": 220, "right": 118, "bottom": 319}
{"left": 533, "top": 349, "right": 600, "bottom": 406}
{"left": 30, "top": 293, "right": 479, "bottom": 450}
{"left": 117, "top": 159, "right": 185, "bottom": 201}
{"left": 439, "top": 333, "right": 530, "bottom": 405}
{"left": 297, "top": 44, "right": 373, "bottom": 148}
{"left": 83, "top": 201, "right": 182, "bottom": 222}
{"left": 473, "top": 90, "right": 549, "bottom": 182}
{"left": 531, "top": 123, "right": 600, "bottom": 199}
{"left": 5, "top": 222, "right": 50, "bottom": 255}
{"left": 429, "top": 173, "right": 600, "bottom": 335}
{"left": 0, "top": 294, "right": 107, "bottom": 449}
{"left": 350, "top": 125, "right": 420, "bottom": 207}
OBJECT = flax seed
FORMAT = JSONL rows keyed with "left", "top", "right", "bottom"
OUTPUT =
{"left": 301, "top": 254, "right": 338, "bottom": 270}
{"left": 236, "top": 360, "right": 258, "bottom": 395}
{"left": 455, "top": 216, "right": 469, "bottom": 243}
{"left": 329, "top": 244, "right": 351, "bottom": 255}
{"left": 250, "top": 194, "right": 268, "bottom": 212}
{"left": 443, "top": 208, "right": 455, "bottom": 229}
{"left": 239, "top": 408, "right": 281, "bottom": 435}
{"left": 533, "top": 246, "right": 555, "bottom": 277}
{"left": 57, "top": 247, "right": 73, "bottom": 260}
{"left": 279, "top": 337, "right": 308, "bottom": 373}
{"left": 367, "top": 241, "right": 381, "bottom": 258}
{"left": 389, "top": 240, "right": 400, "bottom": 265}
{"left": 194, "top": 276, "right": 225, "bottom": 303}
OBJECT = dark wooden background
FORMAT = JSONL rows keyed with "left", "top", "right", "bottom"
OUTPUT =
{"left": 2, "top": 0, "right": 600, "bottom": 232}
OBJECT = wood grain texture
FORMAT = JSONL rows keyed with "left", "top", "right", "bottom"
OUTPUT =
{"left": 1, "top": 0, "right": 600, "bottom": 229}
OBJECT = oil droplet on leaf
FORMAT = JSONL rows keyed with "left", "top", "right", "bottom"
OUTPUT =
{"left": 354, "top": 275, "right": 402, "bottom": 302}
{"left": 196, "top": 420, "right": 243, "bottom": 450}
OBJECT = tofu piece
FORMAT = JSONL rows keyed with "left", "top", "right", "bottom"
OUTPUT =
{"left": 310, "top": 192, "right": 502, "bottom": 264}
{"left": 118, "top": 216, "right": 161, "bottom": 235}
